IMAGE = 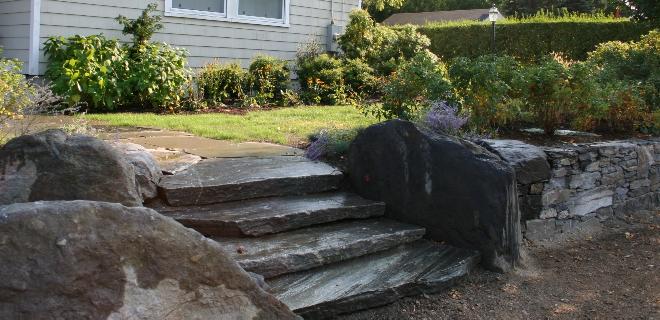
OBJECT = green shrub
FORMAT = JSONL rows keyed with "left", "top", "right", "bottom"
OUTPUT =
{"left": 520, "top": 54, "right": 583, "bottom": 135}
{"left": 339, "top": 10, "right": 430, "bottom": 75}
{"left": 588, "top": 30, "right": 659, "bottom": 109}
{"left": 247, "top": 55, "right": 290, "bottom": 106}
{"left": 296, "top": 53, "right": 347, "bottom": 105}
{"left": 44, "top": 35, "right": 127, "bottom": 111}
{"left": 197, "top": 62, "right": 247, "bottom": 106}
{"left": 1, "top": 51, "right": 33, "bottom": 125}
{"left": 448, "top": 55, "right": 525, "bottom": 132}
{"left": 116, "top": 3, "right": 163, "bottom": 47}
{"left": 599, "top": 82, "right": 652, "bottom": 133}
{"left": 417, "top": 15, "right": 652, "bottom": 61}
{"left": 373, "top": 50, "right": 454, "bottom": 120}
{"left": 128, "top": 43, "right": 191, "bottom": 112}
{"left": 342, "top": 58, "right": 379, "bottom": 97}
{"left": 44, "top": 4, "right": 192, "bottom": 112}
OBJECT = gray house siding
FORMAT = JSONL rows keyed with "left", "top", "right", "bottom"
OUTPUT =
{"left": 0, "top": 0, "right": 31, "bottom": 73}
{"left": 23, "top": 0, "right": 357, "bottom": 74}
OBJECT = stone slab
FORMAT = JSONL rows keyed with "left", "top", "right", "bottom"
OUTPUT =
{"left": 213, "top": 219, "right": 425, "bottom": 278}
{"left": 480, "top": 139, "right": 551, "bottom": 185}
{"left": 122, "top": 135, "right": 303, "bottom": 158}
{"left": 150, "top": 192, "right": 386, "bottom": 237}
{"left": 160, "top": 156, "right": 344, "bottom": 206}
{"left": 268, "top": 240, "right": 480, "bottom": 319}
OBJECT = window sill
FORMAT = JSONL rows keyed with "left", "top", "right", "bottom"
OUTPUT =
{"left": 165, "top": 9, "right": 290, "bottom": 28}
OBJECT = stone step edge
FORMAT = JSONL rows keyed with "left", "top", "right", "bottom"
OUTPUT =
{"left": 168, "top": 201, "right": 387, "bottom": 237}
{"left": 273, "top": 242, "right": 480, "bottom": 319}
{"left": 161, "top": 174, "right": 344, "bottom": 206}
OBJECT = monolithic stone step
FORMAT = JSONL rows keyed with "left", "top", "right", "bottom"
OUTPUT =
{"left": 159, "top": 156, "right": 343, "bottom": 206}
{"left": 269, "top": 240, "right": 480, "bottom": 319}
{"left": 213, "top": 219, "right": 425, "bottom": 278}
{"left": 150, "top": 192, "right": 386, "bottom": 237}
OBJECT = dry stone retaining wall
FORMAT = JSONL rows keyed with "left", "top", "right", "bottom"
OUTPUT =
{"left": 518, "top": 139, "right": 659, "bottom": 241}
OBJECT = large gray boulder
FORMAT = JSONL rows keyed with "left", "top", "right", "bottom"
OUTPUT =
{"left": 348, "top": 120, "right": 521, "bottom": 271}
{"left": 478, "top": 139, "right": 551, "bottom": 185}
{"left": 0, "top": 200, "right": 297, "bottom": 319}
{"left": 0, "top": 130, "right": 142, "bottom": 207}
{"left": 110, "top": 142, "right": 163, "bottom": 202}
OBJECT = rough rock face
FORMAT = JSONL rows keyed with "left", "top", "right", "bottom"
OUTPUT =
{"left": 0, "top": 201, "right": 297, "bottom": 320}
{"left": 110, "top": 142, "right": 163, "bottom": 201}
{"left": 347, "top": 120, "right": 521, "bottom": 271}
{"left": 479, "top": 139, "right": 551, "bottom": 185}
{"left": 0, "top": 130, "right": 142, "bottom": 207}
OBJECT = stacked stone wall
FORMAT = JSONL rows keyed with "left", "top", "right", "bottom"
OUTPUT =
{"left": 484, "top": 138, "right": 659, "bottom": 241}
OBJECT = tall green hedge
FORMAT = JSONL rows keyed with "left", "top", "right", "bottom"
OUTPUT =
{"left": 417, "top": 18, "right": 652, "bottom": 61}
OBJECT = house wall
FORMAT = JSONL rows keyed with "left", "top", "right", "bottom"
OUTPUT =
{"left": 0, "top": 0, "right": 31, "bottom": 73}
{"left": 31, "top": 0, "right": 358, "bottom": 74}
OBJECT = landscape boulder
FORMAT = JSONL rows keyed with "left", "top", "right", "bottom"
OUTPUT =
{"left": 110, "top": 142, "right": 163, "bottom": 202}
{"left": 0, "top": 200, "right": 298, "bottom": 319}
{"left": 348, "top": 120, "right": 521, "bottom": 271}
{"left": 0, "top": 130, "right": 142, "bottom": 206}
{"left": 478, "top": 139, "right": 551, "bottom": 185}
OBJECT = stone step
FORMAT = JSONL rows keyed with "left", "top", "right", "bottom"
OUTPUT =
{"left": 213, "top": 219, "right": 425, "bottom": 278}
{"left": 159, "top": 156, "right": 343, "bottom": 206}
{"left": 269, "top": 240, "right": 480, "bottom": 319}
{"left": 150, "top": 192, "right": 386, "bottom": 237}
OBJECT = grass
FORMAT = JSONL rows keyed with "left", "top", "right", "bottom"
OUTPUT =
{"left": 82, "top": 105, "right": 378, "bottom": 146}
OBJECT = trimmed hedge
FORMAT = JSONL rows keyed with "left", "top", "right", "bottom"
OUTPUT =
{"left": 417, "top": 18, "right": 652, "bottom": 61}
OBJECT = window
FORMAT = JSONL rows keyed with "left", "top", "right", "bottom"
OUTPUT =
{"left": 172, "top": 0, "right": 225, "bottom": 13}
{"left": 165, "top": 0, "right": 289, "bottom": 26}
{"left": 239, "top": 0, "right": 283, "bottom": 19}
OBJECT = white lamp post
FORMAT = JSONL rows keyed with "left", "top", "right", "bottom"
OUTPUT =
{"left": 489, "top": 6, "right": 500, "bottom": 54}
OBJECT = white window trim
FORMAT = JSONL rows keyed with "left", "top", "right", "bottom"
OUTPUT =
{"left": 165, "top": 0, "right": 290, "bottom": 27}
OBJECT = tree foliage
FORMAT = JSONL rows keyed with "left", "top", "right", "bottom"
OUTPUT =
{"left": 116, "top": 3, "right": 163, "bottom": 47}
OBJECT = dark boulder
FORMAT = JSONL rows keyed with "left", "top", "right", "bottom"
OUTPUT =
{"left": 0, "top": 130, "right": 142, "bottom": 206}
{"left": 347, "top": 120, "right": 521, "bottom": 271}
{"left": 0, "top": 200, "right": 297, "bottom": 319}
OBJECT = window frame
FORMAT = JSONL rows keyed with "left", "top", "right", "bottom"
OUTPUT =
{"left": 165, "top": 0, "right": 290, "bottom": 27}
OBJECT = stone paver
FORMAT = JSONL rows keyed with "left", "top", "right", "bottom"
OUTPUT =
{"left": 100, "top": 129, "right": 303, "bottom": 159}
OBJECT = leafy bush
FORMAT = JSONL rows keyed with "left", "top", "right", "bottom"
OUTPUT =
{"left": 296, "top": 53, "right": 347, "bottom": 105}
{"left": 197, "top": 62, "right": 247, "bottom": 106}
{"left": 44, "top": 4, "right": 192, "bottom": 112}
{"left": 417, "top": 14, "right": 652, "bottom": 61}
{"left": 44, "top": 35, "right": 127, "bottom": 111}
{"left": 116, "top": 3, "right": 163, "bottom": 47}
{"left": 588, "top": 30, "right": 659, "bottom": 109}
{"left": 1, "top": 52, "right": 33, "bottom": 137}
{"left": 520, "top": 54, "right": 590, "bottom": 135}
{"left": 373, "top": 50, "right": 454, "bottom": 120}
{"left": 342, "top": 58, "right": 379, "bottom": 97}
{"left": 247, "top": 55, "right": 290, "bottom": 106}
{"left": 128, "top": 43, "right": 191, "bottom": 112}
{"left": 339, "top": 10, "right": 430, "bottom": 75}
{"left": 448, "top": 55, "right": 525, "bottom": 132}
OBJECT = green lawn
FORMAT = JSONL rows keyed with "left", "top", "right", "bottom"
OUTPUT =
{"left": 83, "top": 105, "right": 378, "bottom": 146}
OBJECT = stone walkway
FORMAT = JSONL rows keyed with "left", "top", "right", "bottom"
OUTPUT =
{"left": 98, "top": 127, "right": 304, "bottom": 174}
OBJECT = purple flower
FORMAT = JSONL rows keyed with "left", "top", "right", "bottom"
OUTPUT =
{"left": 424, "top": 101, "right": 468, "bottom": 134}
{"left": 305, "top": 131, "right": 330, "bottom": 161}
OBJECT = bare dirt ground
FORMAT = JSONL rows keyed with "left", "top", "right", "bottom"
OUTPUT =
{"left": 340, "top": 212, "right": 660, "bottom": 320}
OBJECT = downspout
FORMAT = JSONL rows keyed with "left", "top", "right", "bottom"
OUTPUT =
{"left": 28, "top": 0, "right": 41, "bottom": 75}
{"left": 330, "top": 0, "right": 334, "bottom": 24}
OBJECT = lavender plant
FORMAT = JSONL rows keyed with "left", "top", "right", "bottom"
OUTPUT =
{"left": 304, "top": 130, "right": 330, "bottom": 161}
{"left": 423, "top": 100, "right": 468, "bottom": 135}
